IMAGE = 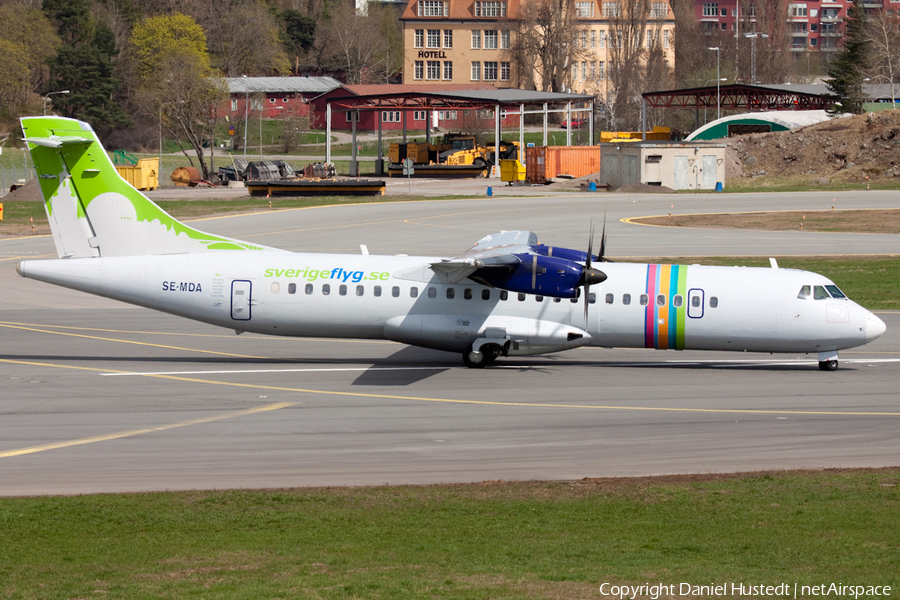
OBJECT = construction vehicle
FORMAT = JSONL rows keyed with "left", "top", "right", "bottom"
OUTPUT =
{"left": 388, "top": 133, "right": 521, "bottom": 177}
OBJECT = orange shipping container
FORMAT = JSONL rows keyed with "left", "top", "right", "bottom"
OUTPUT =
{"left": 525, "top": 146, "right": 600, "bottom": 183}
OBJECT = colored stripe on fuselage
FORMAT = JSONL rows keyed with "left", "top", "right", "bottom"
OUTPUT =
{"left": 644, "top": 264, "right": 688, "bottom": 349}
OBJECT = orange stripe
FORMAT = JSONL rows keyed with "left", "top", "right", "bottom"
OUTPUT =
{"left": 657, "top": 265, "right": 670, "bottom": 349}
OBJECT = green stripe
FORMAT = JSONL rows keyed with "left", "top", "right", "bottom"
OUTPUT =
{"left": 676, "top": 265, "right": 688, "bottom": 349}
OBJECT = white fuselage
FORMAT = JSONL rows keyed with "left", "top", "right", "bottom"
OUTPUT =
{"left": 18, "top": 250, "right": 885, "bottom": 358}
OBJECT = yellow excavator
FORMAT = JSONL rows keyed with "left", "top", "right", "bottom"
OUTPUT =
{"left": 388, "top": 133, "right": 520, "bottom": 177}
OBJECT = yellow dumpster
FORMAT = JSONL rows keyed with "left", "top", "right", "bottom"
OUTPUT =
{"left": 115, "top": 157, "right": 159, "bottom": 191}
{"left": 500, "top": 158, "right": 525, "bottom": 184}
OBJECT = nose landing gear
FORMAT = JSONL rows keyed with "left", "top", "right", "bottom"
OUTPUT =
{"left": 817, "top": 351, "right": 839, "bottom": 371}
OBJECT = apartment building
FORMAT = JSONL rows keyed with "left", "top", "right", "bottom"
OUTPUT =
{"left": 400, "top": 0, "right": 675, "bottom": 94}
{"left": 693, "top": 0, "right": 888, "bottom": 52}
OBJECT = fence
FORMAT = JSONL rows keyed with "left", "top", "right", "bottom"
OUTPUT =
{"left": 0, "top": 166, "right": 36, "bottom": 197}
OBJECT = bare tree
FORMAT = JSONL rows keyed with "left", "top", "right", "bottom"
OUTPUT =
{"left": 866, "top": 9, "right": 900, "bottom": 104}
{"left": 509, "top": 0, "right": 587, "bottom": 92}
{"left": 188, "top": 0, "right": 291, "bottom": 76}
{"left": 602, "top": 0, "right": 671, "bottom": 128}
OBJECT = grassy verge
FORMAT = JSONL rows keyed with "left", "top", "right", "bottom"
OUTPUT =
{"left": 621, "top": 256, "right": 900, "bottom": 311}
{"left": 721, "top": 176, "right": 900, "bottom": 193}
{"left": 0, "top": 469, "right": 897, "bottom": 599}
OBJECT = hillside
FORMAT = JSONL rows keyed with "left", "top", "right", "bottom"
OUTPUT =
{"left": 729, "top": 110, "right": 900, "bottom": 184}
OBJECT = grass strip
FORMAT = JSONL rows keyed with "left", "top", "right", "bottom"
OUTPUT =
{"left": 0, "top": 469, "right": 898, "bottom": 599}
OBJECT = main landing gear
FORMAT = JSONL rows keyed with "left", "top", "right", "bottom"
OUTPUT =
{"left": 462, "top": 342, "right": 506, "bottom": 368}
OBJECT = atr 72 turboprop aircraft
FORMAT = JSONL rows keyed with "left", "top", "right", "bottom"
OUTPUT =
{"left": 17, "top": 117, "right": 886, "bottom": 370}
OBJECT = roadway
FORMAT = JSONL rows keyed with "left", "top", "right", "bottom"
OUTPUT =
{"left": 1, "top": 190, "right": 898, "bottom": 496}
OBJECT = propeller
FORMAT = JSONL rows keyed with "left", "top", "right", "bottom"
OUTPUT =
{"left": 580, "top": 217, "right": 608, "bottom": 322}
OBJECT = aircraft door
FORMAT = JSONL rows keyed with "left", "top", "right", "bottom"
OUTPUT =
{"left": 687, "top": 288, "right": 704, "bottom": 319}
{"left": 231, "top": 280, "right": 252, "bottom": 320}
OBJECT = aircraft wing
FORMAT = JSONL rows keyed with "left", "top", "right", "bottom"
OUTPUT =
{"left": 430, "top": 230, "right": 537, "bottom": 283}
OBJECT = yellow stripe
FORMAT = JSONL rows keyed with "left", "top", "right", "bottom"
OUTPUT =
{"left": 0, "top": 401, "right": 298, "bottom": 458}
{"left": 2, "top": 357, "right": 900, "bottom": 462}
{"left": 0, "top": 321, "right": 396, "bottom": 345}
{"left": 0, "top": 322, "right": 270, "bottom": 360}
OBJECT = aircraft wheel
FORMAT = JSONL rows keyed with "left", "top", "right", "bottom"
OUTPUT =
{"left": 462, "top": 344, "right": 499, "bottom": 368}
{"left": 463, "top": 346, "right": 489, "bottom": 368}
{"left": 818, "top": 359, "right": 839, "bottom": 371}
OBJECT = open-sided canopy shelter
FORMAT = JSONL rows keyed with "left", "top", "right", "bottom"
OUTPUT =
{"left": 323, "top": 88, "right": 594, "bottom": 176}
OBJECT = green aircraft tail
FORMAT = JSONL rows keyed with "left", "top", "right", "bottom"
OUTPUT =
{"left": 21, "top": 116, "right": 269, "bottom": 258}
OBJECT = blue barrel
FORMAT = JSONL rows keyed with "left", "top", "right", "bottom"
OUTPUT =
{"left": 487, "top": 186, "right": 493, "bottom": 197}
{"left": 589, "top": 181, "right": 597, "bottom": 192}
{"left": 715, "top": 182, "right": 724, "bottom": 192}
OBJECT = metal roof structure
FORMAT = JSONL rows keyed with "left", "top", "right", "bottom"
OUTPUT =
{"left": 642, "top": 84, "right": 834, "bottom": 111}
{"left": 328, "top": 88, "right": 593, "bottom": 111}
{"left": 323, "top": 87, "right": 595, "bottom": 177}
{"left": 225, "top": 76, "right": 342, "bottom": 95}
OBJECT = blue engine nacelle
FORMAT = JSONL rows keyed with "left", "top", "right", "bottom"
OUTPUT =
{"left": 529, "top": 245, "right": 595, "bottom": 263}
{"left": 474, "top": 254, "right": 585, "bottom": 298}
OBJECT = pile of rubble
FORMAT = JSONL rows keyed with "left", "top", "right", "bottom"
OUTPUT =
{"left": 729, "top": 110, "right": 900, "bottom": 184}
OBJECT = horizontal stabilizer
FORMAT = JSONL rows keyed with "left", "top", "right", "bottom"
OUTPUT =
{"left": 22, "top": 136, "right": 92, "bottom": 148}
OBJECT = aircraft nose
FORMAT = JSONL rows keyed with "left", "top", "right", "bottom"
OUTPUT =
{"left": 866, "top": 313, "right": 887, "bottom": 343}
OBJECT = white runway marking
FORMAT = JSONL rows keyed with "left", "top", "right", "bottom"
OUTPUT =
{"left": 101, "top": 366, "right": 457, "bottom": 376}
{"left": 99, "top": 358, "right": 900, "bottom": 377}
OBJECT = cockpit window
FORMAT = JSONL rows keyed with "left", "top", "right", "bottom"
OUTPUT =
{"left": 814, "top": 285, "right": 830, "bottom": 300}
{"left": 797, "top": 285, "right": 811, "bottom": 300}
{"left": 825, "top": 285, "right": 847, "bottom": 299}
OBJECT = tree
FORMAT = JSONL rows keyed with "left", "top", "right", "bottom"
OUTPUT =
{"left": 826, "top": 0, "right": 869, "bottom": 113}
{"left": 188, "top": 0, "right": 291, "bottom": 76}
{"left": 42, "top": 0, "right": 92, "bottom": 46}
{"left": 0, "top": 4, "right": 60, "bottom": 96}
{"left": 509, "top": 0, "right": 586, "bottom": 92}
{"left": 131, "top": 14, "right": 227, "bottom": 180}
{"left": 313, "top": 3, "right": 401, "bottom": 83}
{"left": 45, "top": 23, "right": 132, "bottom": 138}
{"left": 865, "top": 9, "right": 900, "bottom": 105}
{"left": 0, "top": 39, "right": 31, "bottom": 117}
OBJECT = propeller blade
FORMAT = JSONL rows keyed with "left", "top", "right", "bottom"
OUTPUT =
{"left": 598, "top": 207, "right": 607, "bottom": 262}
{"left": 586, "top": 219, "right": 595, "bottom": 269}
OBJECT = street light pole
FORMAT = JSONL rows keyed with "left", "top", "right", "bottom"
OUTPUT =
{"left": 242, "top": 75, "right": 249, "bottom": 158}
{"left": 159, "top": 101, "right": 173, "bottom": 183}
{"left": 744, "top": 33, "right": 769, "bottom": 84}
{"left": 43, "top": 90, "right": 70, "bottom": 116}
{"left": 708, "top": 47, "right": 721, "bottom": 120}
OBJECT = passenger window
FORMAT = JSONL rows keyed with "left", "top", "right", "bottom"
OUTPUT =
{"left": 322, "top": 284, "right": 330, "bottom": 295}
{"left": 305, "top": 283, "right": 313, "bottom": 295}
{"left": 673, "top": 295, "right": 683, "bottom": 308}
{"left": 553, "top": 297, "right": 561, "bottom": 303}
{"left": 374, "top": 285, "right": 382, "bottom": 297}
{"left": 657, "top": 294, "right": 666, "bottom": 307}
{"left": 691, "top": 295, "right": 700, "bottom": 308}
{"left": 271, "top": 282, "right": 280, "bottom": 294}
{"left": 570, "top": 297, "right": 578, "bottom": 303}
{"left": 500, "top": 290, "right": 508, "bottom": 301}
{"left": 446, "top": 288, "right": 455, "bottom": 299}
{"left": 710, "top": 296, "right": 718, "bottom": 308}
{"left": 797, "top": 285, "right": 811, "bottom": 299}
{"left": 427, "top": 287, "right": 437, "bottom": 299}
{"left": 640, "top": 294, "right": 649, "bottom": 306}
{"left": 518, "top": 293, "right": 526, "bottom": 301}
{"left": 536, "top": 296, "right": 544, "bottom": 302}
{"left": 392, "top": 286, "right": 400, "bottom": 297}
{"left": 339, "top": 284, "right": 347, "bottom": 296}
{"left": 482, "top": 289, "right": 490, "bottom": 300}
{"left": 410, "top": 287, "right": 418, "bottom": 298}
{"left": 605, "top": 293, "right": 614, "bottom": 304}
{"left": 623, "top": 293, "right": 631, "bottom": 305}
{"left": 825, "top": 285, "right": 846, "bottom": 299}
{"left": 356, "top": 285, "right": 364, "bottom": 296}
{"left": 814, "top": 285, "right": 830, "bottom": 300}
{"left": 588, "top": 292, "right": 596, "bottom": 304}
{"left": 288, "top": 283, "right": 296, "bottom": 294}
{"left": 464, "top": 288, "right": 473, "bottom": 300}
